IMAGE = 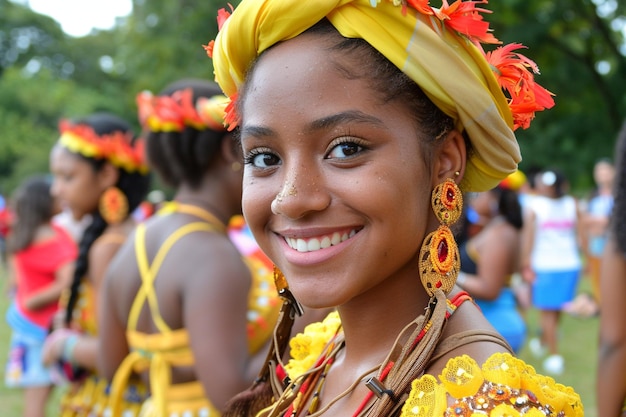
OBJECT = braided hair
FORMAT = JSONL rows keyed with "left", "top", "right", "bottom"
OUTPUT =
{"left": 145, "top": 79, "right": 232, "bottom": 190}
{"left": 63, "top": 112, "right": 150, "bottom": 326}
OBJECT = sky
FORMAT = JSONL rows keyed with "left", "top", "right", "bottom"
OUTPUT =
{"left": 12, "top": 0, "right": 133, "bottom": 37}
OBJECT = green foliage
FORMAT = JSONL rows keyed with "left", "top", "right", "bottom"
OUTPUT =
{"left": 488, "top": 0, "right": 626, "bottom": 191}
{"left": 0, "top": 0, "right": 624, "bottom": 196}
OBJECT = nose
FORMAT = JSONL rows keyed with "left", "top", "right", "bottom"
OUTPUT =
{"left": 270, "top": 163, "right": 330, "bottom": 219}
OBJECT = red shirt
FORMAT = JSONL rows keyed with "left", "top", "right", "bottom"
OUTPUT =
{"left": 0, "top": 207, "right": 13, "bottom": 238}
{"left": 14, "top": 224, "right": 78, "bottom": 328}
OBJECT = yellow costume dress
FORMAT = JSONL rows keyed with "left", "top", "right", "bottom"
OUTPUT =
{"left": 108, "top": 204, "right": 281, "bottom": 417}
{"left": 58, "top": 233, "right": 146, "bottom": 417}
{"left": 260, "top": 294, "right": 583, "bottom": 417}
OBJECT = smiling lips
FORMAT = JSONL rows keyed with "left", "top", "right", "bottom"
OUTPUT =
{"left": 284, "top": 229, "right": 358, "bottom": 253}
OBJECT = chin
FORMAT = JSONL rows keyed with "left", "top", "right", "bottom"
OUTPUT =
{"left": 293, "top": 289, "right": 345, "bottom": 310}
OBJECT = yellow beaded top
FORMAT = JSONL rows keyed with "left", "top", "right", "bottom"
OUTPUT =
{"left": 284, "top": 313, "right": 584, "bottom": 416}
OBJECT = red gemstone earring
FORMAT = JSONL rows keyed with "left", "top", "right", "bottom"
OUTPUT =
{"left": 418, "top": 178, "right": 463, "bottom": 297}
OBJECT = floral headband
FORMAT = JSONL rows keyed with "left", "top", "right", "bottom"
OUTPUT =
{"left": 205, "top": 0, "right": 554, "bottom": 132}
{"left": 58, "top": 120, "right": 148, "bottom": 174}
{"left": 136, "top": 88, "right": 229, "bottom": 133}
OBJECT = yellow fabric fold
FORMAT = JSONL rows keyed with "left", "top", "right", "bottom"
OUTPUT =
{"left": 212, "top": 0, "right": 520, "bottom": 192}
{"left": 109, "top": 329, "right": 198, "bottom": 416}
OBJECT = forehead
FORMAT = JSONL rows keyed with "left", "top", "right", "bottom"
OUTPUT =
{"left": 241, "top": 34, "right": 384, "bottom": 127}
{"left": 50, "top": 145, "right": 92, "bottom": 173}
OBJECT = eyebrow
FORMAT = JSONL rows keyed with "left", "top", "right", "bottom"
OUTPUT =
{"left": 240, "top": 110, "right": 386, "bottom": 139}
{"left": 306, "top": 110, "right": 386, "bottom": 133}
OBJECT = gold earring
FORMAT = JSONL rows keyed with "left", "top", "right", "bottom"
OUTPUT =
{"left": 99, "top": 186, "right": 128, "bottom": 225}
{"left": 231, "top": 161, "right": 242, "bottom": 172}
{"left": 418, "top": 179, "right": 463, "bottom": 297}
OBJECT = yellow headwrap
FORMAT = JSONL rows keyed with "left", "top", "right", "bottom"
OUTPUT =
{"left": 210, "top": 0, "right": 554, "bottom": 192}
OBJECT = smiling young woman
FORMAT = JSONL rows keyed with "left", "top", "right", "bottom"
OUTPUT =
{"left": 206, "top": 1, "right": 581, "bottom": 416}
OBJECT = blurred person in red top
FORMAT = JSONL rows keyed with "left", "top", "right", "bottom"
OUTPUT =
{"left": 4, "top": 175, "right": 78, "bottom": 417}
{"left": 0, "top": 193, "right": 14, "bottom": 266}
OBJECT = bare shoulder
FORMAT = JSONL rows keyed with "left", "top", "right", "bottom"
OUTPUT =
{"left": 426, "top": 296, "right": 511, "bottom": 376}
{"left": 160, "top": 228, "right": 251, "bottom": 290}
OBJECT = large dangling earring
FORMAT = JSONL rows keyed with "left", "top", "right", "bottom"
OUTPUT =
{"left": 273, "top": 266, "right": 304, "bottom": 317}
{"left": 99, "top": 186, "right": 128, "bottom": 225}
{"left": 419, "top": 178, "right": 463, "bottom": 297}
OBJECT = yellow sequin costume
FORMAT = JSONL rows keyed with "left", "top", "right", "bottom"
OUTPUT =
{"left": 278, "top": 310, "right": 583, "bottom": 417}
{"left": 59, "top": 233, "right": 146, "bottom": 417}
{"left": 108, "top": 206, "right": 281, "bottom": 417}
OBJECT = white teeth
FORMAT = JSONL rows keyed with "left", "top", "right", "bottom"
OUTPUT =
{"left": 307, "top": 239, "right": 321, "bottom": 251}
{"left": 287, "top": 230, "right": 357, "bottom": 253}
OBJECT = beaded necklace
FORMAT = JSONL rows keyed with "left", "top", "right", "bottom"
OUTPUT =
{"left": 279, "top": 292, "right": 470, "bottom": 417}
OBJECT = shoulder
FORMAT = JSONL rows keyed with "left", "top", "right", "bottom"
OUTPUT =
{"left": 89, "top": 230, "right": 128, "bottom": 264}
{"left": 401, "top": 352, "right": 583, "bottom": 417}
{"left": 429, "top": 298, "right": 509, "bottom": 369}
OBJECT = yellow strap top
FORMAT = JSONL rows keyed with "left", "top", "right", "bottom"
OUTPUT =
{"left": 109, "top": 204, "right": 224, "bottom": 417}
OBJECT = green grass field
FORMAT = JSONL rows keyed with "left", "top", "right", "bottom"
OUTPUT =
{"left": 0, "top": 270, "right": 599, "bottom": 416}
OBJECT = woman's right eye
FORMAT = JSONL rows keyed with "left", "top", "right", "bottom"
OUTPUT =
{"left": 244, "top": 150, "right": 281, "bottom": 168}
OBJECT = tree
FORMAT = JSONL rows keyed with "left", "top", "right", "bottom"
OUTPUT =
{"left": 0, "top": 0, "right": 624, "bottom": 194}
{"left": 488, "top": 0, "right": 626, "bottom": 191}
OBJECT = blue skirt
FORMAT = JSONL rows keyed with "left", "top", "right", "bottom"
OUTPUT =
{"left": 532, "top": 269, "right": 581, "bottom": 310}
{"left": 5, "top": 302, "right": 53, "bottom": 387}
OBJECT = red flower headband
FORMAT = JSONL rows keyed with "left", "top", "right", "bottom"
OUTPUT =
{"left": 58, "top": 120, "right": 148, "bottom": 174}
{"left": 137, "top": 88, "right": 229, "bottom": 133}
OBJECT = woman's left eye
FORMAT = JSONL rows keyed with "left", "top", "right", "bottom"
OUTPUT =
{"left": 326, "top": 141, "right": 364, "bottom": 159}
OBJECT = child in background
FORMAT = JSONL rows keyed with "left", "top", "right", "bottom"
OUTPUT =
{"left": 4, "top": 175, "right": 78, "bottom": 417}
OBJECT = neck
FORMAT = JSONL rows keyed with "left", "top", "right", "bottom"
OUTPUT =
{"left": 308, "top": 274, "right": 434, "bottom": 417}
{"left": 335, "top": 270, "right": 429, "bottom": 376}
{"left": 174, "top": 186, "right": 232, "bottom": 227}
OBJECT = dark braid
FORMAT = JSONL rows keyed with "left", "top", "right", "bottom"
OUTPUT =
{"left": 611, "top": 120, "right": 626, "bottom": 255}
{"left": 62, "top": 113, "right": 150, "bottom": 326}
{"left": 64, "top": 212, "right": 107, "bottom": 325}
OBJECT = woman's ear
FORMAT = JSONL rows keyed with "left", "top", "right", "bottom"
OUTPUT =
{"left": 220, "top": 134, "right": 243, "bottom": 168}
{"left": 98, "top": 162, "right": 121, "bottom": 190}
{"left": 434, "top": 130, "right": 466, "bottom": 185}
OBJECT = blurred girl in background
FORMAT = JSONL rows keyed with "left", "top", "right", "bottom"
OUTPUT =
{"left": 522, "top": 168, "right": 582, "bottom": 375}
{"left": 42, "top": 113, "right": 150, "bottom": 416}
{"left": 457, "top": 172, "right": 526, "bottom": 353}
{"left": 99, "top": 79, "right": 283, "bottom": 416}
{"left": 5, "top": 175, "right": 77, "bottom": 417}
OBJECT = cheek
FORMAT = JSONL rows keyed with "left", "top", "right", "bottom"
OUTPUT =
{"left": 70, "top": 176, "right": 101, "bottom": 210}
{"left": 242, "top": 175, "right": 274, "bottom": 239}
